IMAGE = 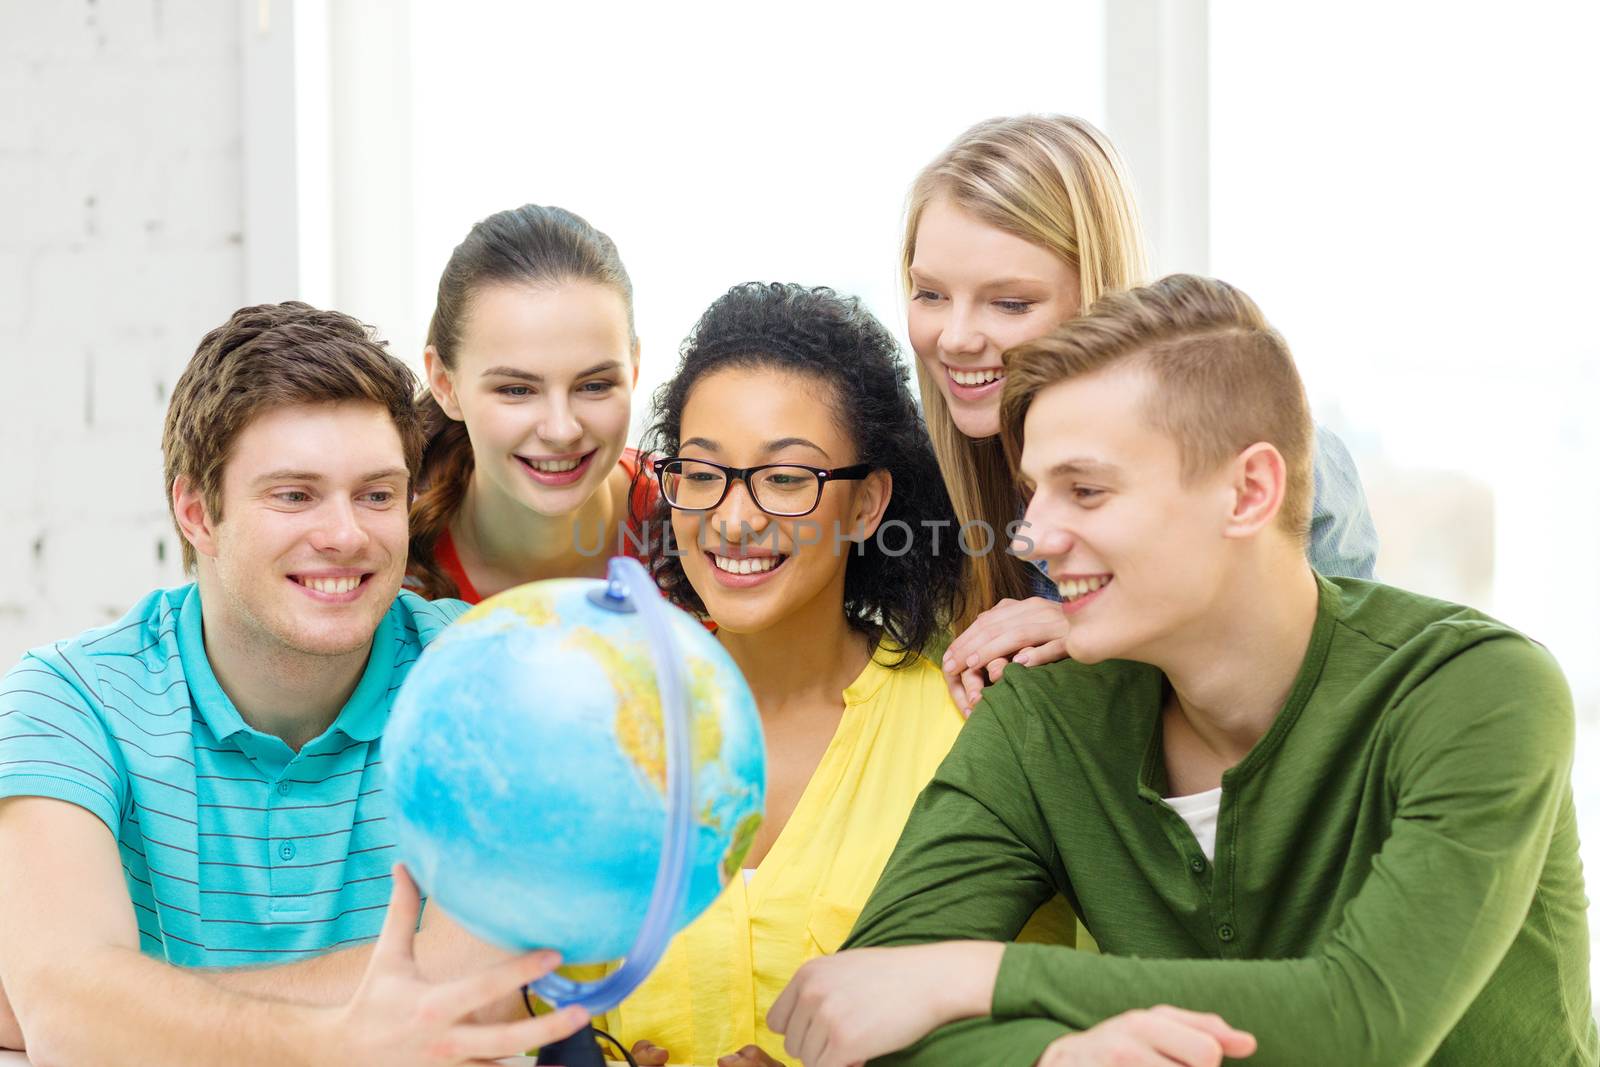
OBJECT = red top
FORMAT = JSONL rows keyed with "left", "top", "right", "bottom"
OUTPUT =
{"left": 431, "top": 448, "right": 660, "bottom": 605}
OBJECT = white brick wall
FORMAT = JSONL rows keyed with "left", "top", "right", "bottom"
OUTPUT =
{"left": 1, "top": 0, "right": 245, "bottom": 662}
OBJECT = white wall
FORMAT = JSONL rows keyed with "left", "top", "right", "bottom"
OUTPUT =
{"left": 0, "top": 0, "right": 246, "bottom": 662}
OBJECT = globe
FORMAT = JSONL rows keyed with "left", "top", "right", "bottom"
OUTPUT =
{"left": 384, "top": 564, "right": 766, "bottom": 977}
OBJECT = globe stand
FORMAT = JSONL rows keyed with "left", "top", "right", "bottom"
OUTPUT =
{"left": 535, "top": 1023, "right": 607, "bottom": 1067}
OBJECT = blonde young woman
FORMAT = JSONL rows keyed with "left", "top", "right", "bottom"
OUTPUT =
{"left": 904, "top": 116, "right": 1379, "bottom": 710}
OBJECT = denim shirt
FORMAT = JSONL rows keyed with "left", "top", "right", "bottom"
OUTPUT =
{"left": 1027, "top": 422, "right": 1379, "bottom": 600}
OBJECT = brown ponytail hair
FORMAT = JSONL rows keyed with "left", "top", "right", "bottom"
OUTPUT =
{"left": 407, "top": 205, "right": 637, "bottom": 600}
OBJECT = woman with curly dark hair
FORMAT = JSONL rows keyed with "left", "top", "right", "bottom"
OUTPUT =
{"left": 600, "top": 283, "right": 967, "bottom": 1067}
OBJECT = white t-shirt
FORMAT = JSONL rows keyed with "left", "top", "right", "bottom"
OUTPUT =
{"left": 1165, "top": 787, "right": 1223, "bottom": 862}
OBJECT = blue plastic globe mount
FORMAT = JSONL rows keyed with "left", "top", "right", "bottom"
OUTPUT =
{"left": 528, "top": 556, "right": 694, "bottom": 1017}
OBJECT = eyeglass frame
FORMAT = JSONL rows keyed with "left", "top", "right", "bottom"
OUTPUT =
{"left": 651, "top": 457, "right": 874, "bottom": 517}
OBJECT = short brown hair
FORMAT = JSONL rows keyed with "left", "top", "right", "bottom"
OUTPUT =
{"left": 162, "top": 301, "right": 424, "bottom": 571}
{"left": 999, "top": 274, "right": 1314, "bottom": 540}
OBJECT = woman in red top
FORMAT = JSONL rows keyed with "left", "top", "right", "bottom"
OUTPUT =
{"left": 407, "top": 204, "right": 654, "bottom": 603}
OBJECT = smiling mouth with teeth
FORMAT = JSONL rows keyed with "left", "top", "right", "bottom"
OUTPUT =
{"left": 1056, "top": 575, "right": 1111, "bottom": 602}
{"left": 518, "top": 452, "right": 590, "bottom": 473}
{"left": 948, "top": 367, "right": 1005, "bottom": 387}
{"left": 710, "top": 553, "right": 788, "bottom": 576}
{"left": 294, "top": 574, "right": 366, "bottom": 595}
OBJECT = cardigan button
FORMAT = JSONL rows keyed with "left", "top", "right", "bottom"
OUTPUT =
{"left": 1189, "top": 856, "right": 1206, "bottom": 874}
{"left": 1217, "top": 923, "right": 1235, "bottom": 942}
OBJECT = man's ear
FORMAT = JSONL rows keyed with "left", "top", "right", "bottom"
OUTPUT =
{"left": 1222, "top": 442, "right": 1288, "bottom": 540}
{"left": 424, "top": 346, "right": 464, "bottom": 421}
{"left": 849, "top": 470, "right": 894, "bottom": 543}
{"left": 172, "top": 475, "right": 220, "bottom": 561}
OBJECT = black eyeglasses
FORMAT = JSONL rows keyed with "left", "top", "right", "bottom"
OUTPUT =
{"left": 653, "top": 457, "right": 873, "bottom": 517}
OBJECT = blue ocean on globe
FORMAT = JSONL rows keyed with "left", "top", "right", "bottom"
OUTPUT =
{"left": 385, "top": 577, "right": 765, "bottom": 964}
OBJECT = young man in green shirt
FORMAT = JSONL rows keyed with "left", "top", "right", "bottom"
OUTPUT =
{"left": 769, "top": 275, "right": 1595, "bottom": 1066}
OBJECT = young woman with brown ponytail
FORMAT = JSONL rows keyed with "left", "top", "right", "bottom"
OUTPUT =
{"left": 406, "top": 204, "right": 653, "bottom": 602}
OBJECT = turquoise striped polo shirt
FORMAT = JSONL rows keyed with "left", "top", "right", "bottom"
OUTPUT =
{"left": 0, "top": 583, "right": 466, "bottom": 966}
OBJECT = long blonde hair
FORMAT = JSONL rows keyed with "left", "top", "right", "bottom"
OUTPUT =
{"left": 902, "top": 115, "right": 1148, "bottom": 627}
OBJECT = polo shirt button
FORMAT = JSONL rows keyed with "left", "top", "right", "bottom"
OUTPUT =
{"left": 279, "top": 841, "right": 296, "bottom": 861}
{"left": 1217, "top": 923, "right": 1235, "bottom": 942}
{"left": 1189, "top": 857, "right": 1206, "bottom": 874}
{"left": 276, "top": 781, "right": 292, "bottom": 796}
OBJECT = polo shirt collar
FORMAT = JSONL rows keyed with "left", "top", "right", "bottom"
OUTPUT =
{"left": 328, "top": 607, "right": 398, "bottom": 743}
{"left": 177, "top": 583, "right": 399, "bottom": 747}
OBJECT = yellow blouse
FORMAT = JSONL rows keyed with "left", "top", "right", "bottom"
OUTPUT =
{"left": 594, "top": 646, "right": 964, "bottom": 1065}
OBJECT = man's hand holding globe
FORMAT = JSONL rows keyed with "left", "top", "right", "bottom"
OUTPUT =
{"left": 313, "top": 865, "right": 589, "bottom": 1065}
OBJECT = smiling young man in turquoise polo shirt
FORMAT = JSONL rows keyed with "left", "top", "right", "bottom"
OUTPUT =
{"left": 0, "top": 303, "right": 587, "bottom": 1064}
{"left": 770, "top": 275, "right": 1596, "bottom": 1066}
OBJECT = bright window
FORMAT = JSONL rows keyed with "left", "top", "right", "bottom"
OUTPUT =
{"left": 406, "top": 1, "right": 1105, "bottom": 430}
